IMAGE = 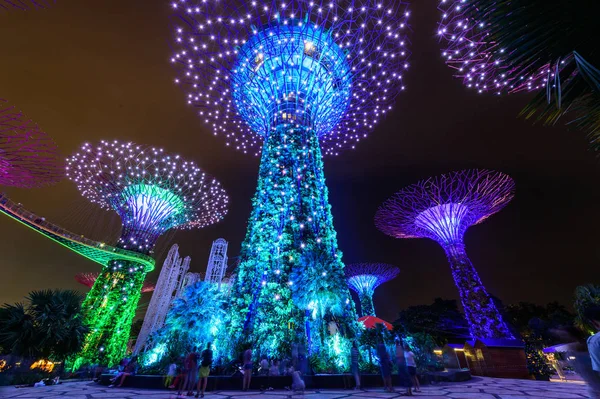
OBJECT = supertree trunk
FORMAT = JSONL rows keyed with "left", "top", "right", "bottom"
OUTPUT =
{"left": 75, "top": 260, "right": 147, "bottom": 368}
{"left": 443, "top": 243, "right": 513, "bottom": 339}
{"left": 229, "top": 126, "right": 357, "bottom": 357}
{"left": 358, "top": 293, "right": 376, "bottom": 317}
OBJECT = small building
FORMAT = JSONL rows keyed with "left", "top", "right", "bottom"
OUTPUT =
{"left": 463, "top": 339, "right": 529, "bottom": 379}
{"left": 442, "top": 343, "right": 469, "bottom": 369}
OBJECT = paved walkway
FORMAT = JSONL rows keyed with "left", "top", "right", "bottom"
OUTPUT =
{"left": 0, "top": 377, "right": 592, "bottom": 399}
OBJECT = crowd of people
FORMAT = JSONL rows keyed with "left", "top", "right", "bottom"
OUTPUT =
{"left": 105, "top": 338, "right": 424, "bottom": 396}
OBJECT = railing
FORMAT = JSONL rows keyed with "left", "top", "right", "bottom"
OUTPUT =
{"left": 0, "top": 193, "right": 154, "bottom": 268}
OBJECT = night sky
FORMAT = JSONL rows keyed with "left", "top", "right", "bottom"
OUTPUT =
{"left": 1, "top": 0, "right": 599, "bottom": 323}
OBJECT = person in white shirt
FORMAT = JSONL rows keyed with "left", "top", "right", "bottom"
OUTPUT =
{"left": 404, "top": 344, "right": 420, "bottom": 393}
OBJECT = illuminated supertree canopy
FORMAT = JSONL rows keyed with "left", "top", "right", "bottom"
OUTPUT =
{"left": 66, "top": 140, "right": 229, "bottom": 368}
{"left": 170, "top": 0, "right": 411, "bottom": 363}
{"left": 0, "top": 99, "right": 63, "bottom": 188}
{"left": 75, "top": 272, "right": 155, "bottom": 293}
{"left": 0, "top": 0, "right": 54, "bottom": 11}
{"left": 171, "top": 0, "right": 410, "bottom": 156}
{"left": 66, "top": 140, "right": 228, "bottom": 253}
{"left": 437, "top": 0, "right": 556, "bottom": 95}
{"left": 345, "top": 263, "right": 399, "bottom": 317}
{"left": 375, "top": 169, "right": 515, "bottom": 339}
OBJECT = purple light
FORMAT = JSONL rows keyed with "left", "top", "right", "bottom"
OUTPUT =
{"left": 436, "top": 0, "right": 559, "bottom": 95}
{"left": 375, "top": 169, "right": 515, "bottom": 339}
{"left": 0, "top": 99, "right": 63, "bottom": 188}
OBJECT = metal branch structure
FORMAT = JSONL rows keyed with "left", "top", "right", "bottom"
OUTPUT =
{"left": 75, "top": 272, "right": 156, "bottom": 293}
{"left": 0, "top": 0, "right": 54, "bottom": 11}
{"left": 436, "top": 0, "right": 556, "bottom": 95}
{"left": 170, "top": 0, "right": 411, "bottom": 361}
{"left": 66, "top": 140, "right": 229, "bottom": 367}
{"left": 0, "top": 99, "right": 62, "bottom": 187}
{"left": 375, "top": 169, "right": 514, "bottom": 339}
{"left": 133, "top": 244, "right": 191, "bottom": 354}
{"left": 345, "top": 263, "right": 399, "bottom": 317}
{"left": 204, "top": 238, "right": 229, "bottom": 289}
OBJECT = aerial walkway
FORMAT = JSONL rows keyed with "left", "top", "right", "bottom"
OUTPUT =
{"left": 0, "top": 193, "right": 155, "bottom": 272}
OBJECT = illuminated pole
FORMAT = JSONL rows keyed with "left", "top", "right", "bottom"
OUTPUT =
{"left": 66, "top": 140, "right": 228, "bottom": 366}
{"left": 375, "top": 169, "right": 514, "bottom": 339}
{"left": 170, "top": 0, "right": 411, "bottom": 359}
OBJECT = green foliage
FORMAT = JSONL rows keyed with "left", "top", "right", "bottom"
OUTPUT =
{"left": 574, "top": 284, "right": 600, "bottom": 334}
{"left": 465, "top": 0, "right": 600, "bottom": 150}
{"left": 404, "top": 333, "right": 442, "bottom": 372}
{"left": 524, "top": 335, "right": 553, "bottom": 381}
{"left": 227, "top": 126, "right": 358, "bottom": 360}
{"left": 0, "top": 289, "right": 87, "bottom": 363}
{"left": 142, "top": 281, "right": 228, "bottom": 368}
{"left": 394, "top": 298, "right": 469, "bottom": 345}
{"left": 74, "top": 261, "right": 147, "bottom": 369}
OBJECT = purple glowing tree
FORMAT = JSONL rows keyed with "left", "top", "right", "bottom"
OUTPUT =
{"left": 0, "top": 99, "right": 62, "bottom": 187}
{"left": 0, "top": 0, "right": 55, "bottom": 11}
{"left": 345, "top": 263, "right": 400, "bottom": 317}
{"left": 436, "top": 0, "right": 557, "bottom": 95}
{"left": 374, "top": 169, "right": 514, "bottom": 339}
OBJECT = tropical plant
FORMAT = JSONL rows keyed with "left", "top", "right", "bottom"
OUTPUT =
{"left": 143, "top": 281, "right": 227, "bottom": 367}
{"left": 395, "top": 298, "right": 469, "bottom": 345}
{"left": 574, "top": 284, "right": 600, "bottom": 334}
{"left": 465, "top": 0, "right": 600, "bottom": 150}
{"left": 0, "top": 290, "right": 88, "bottom": 367}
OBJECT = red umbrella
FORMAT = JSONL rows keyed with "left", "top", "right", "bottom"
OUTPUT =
{"left": 358, "top": 315, "right": 393, "bottom": 330}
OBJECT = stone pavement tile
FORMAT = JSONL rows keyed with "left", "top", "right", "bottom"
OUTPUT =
{"left": 498, "top": 396, "right": 555, "bottom": 399}
{"left": 522, "top": 391, "right": 586, "bottom": 398}
{"left": 446, "top": 393, "right": 497, "bottom": 399}
{"left": 412, "top": 390, "right": 448, "bottom": 395}
{"left": 442, "top": 388, "right": 484, "bottom": 393}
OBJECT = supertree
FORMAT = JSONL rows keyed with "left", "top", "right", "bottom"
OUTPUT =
{"left": 374, "top": 169, "right": 514, "bottom": 339}
{"left": 0, "top": 0, "right": 54, "bottom": 11}
{"left": 0, "top": 99, "right": 62, "bottom": 187}
{"left": 75, "top": 272, "right": 156, "bottom": 293}
{"left": 169, "top": 0, "right": 411, "bottom": 359}
{"left": 345, "top": 263, "right": 399, "bottom": 317}
{"left": 66, "top": 140, "right": 228, "bottom": 366}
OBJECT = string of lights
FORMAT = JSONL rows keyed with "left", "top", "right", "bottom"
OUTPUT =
{"left": 0, "top": 99, "right": 63, "bottom": 187}
{"left": 375, "top": 169, "right": 515, "bottom": 339}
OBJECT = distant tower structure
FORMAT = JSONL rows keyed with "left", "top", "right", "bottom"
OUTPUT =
{"left": 134, "top": 244, "right": 189, "bottom": 354}
{"left": 345, "top": 263, "right": 400, "bottom": 317}
{"left": 176, "top": 267, "right": 199, "bottom": 298}
{"left": 204, "top": 238, "right": 228, "bottom": 288}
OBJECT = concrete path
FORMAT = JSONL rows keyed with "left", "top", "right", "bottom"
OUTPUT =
{"left": 0, "top": 377, "right": 592, "bottom": 399}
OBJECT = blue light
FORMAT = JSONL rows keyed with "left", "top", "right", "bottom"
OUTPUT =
{"left": 232, "top": 22, "right": 351, "bottom": 137}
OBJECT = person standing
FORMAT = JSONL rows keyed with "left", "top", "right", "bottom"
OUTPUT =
{"left": 183, "top": 346, "right": 199, "bottom": 396}
{"left": 395, "top": 338, "right": 413, "bottom": 396}
{"left": 376, "top": 343, "right": 394, "bottom": 393}
{"left": 298, "top": 341, "right": 307, "bottom": 374}
{"left": 196, "top": 343, "right": 213, "bottom": 398}
{"left": 242, "top": 348, "right": 253, "bottom": 391}
{"left": 350, "top": 341, "right": 361, "bottom": 390}
{"left": 404, "top": 344, "right": 420, "bottom": 393}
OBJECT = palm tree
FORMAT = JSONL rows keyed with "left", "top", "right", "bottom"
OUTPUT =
{"left": 0, "top": 303, "right": 38, "bottom": 360}
{"left": 0, "top": 289, "right": 88, "bottom": 368}
{"left": 465, "top": 0, "right": 600, "bottom": 150}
